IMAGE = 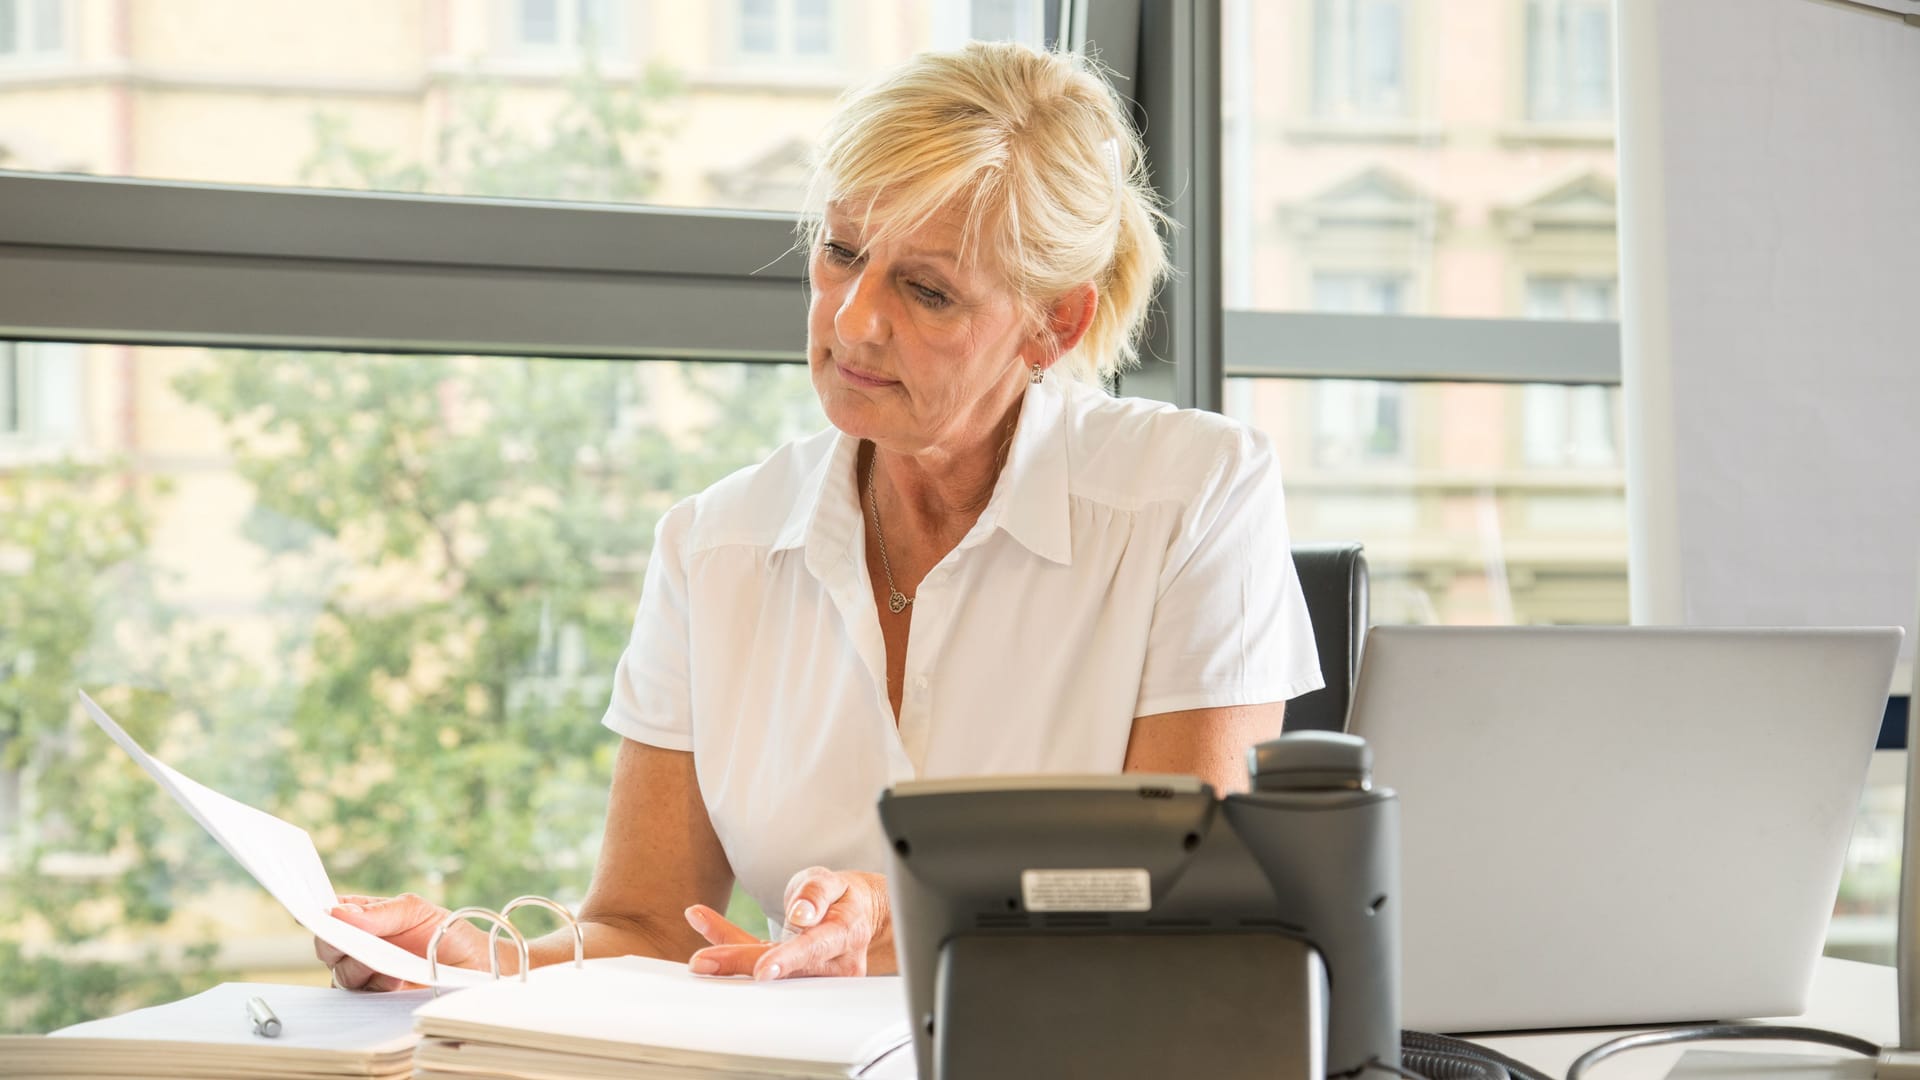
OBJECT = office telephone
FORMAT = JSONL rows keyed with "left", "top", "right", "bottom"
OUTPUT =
{"left": 879, "top": 730, "right": 1399, "bottom": 1080}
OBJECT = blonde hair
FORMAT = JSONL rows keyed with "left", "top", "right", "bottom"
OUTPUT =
{"left": 801, "top": 41, "right": 1170, "bottom": 382}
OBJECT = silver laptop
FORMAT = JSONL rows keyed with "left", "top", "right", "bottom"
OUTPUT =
{"left": 1345, "top": 625, "right": 1902, "bottom": 1033}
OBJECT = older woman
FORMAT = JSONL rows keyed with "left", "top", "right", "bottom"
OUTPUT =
{"left": 318, "top": 40, "right": 1320, "bottom": 989}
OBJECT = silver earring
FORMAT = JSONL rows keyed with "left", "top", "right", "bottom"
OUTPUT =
{"left": 1030, "top": 363, "right": 1046, "bottom": 385}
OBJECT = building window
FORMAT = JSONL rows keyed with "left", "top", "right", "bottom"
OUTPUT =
{"left": 929, "top": 0, "right": 1047, "bottom": 49}
{"left": 735, "top": 0, "right": 836, "bottom": 64}
{"left": 0, "top": 0, "right": 65, "bottom": 61}
{"left": 1525, "top": 0, "right": 1612, "bottom": 124}
{"left": 506, "top": 0, "right": 623, "bottom": 58}
{"left": 1523, "top": 383, "right": 1617, "bottom": 468}
{"left": 1521, "top": 275, "right": 1616, "bottom": 467}
{"left": 1314, "top": 380, "right": 1407, "bottom": 466}
{"left": 967, "top": 0, "right": 1044, "bottom": 44}
{"left": 1524, "top": 275, "right": 1615, "bottom": 322}
{"left": 1313, "top": 270, "right": 1409, "bottom": 316}
{"left": 1312, "top": 0, "right": 1409, "bottom": 121}
{"left": 1311, "top": 272, "right": 1411, "bottom": 466}
{"left": 0, "top": 342, "right": 82, "bottom": 446}
{"left": 0, "top": 345, "right": 19, "bottom": 435}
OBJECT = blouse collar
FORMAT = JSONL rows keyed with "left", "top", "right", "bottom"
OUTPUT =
{"left": 772, "top": 376, "right": 1076, "bottom": 574}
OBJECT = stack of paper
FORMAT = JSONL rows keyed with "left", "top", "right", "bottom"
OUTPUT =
{"left": 0, "top": 982, "right": 428, "bottom": 1080}
{"left": 411, "top": 956, "right": 914, "bottom": 1079}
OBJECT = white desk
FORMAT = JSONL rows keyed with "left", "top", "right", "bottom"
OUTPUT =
{"left": 860, "top": 958, "right": 1897, "bottom": 1079}
{"left": 1473, "top": 957, "right": 1894, "bottom": 1079}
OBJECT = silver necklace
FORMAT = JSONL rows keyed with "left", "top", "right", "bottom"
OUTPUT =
{"left": 865, "top": 423, "right": 1018, "bottom": 617}
{"left": 866, "top": 450, "right": 913, "bottom": 614}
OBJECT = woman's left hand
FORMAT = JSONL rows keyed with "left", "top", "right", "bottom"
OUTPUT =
{"left": 684, "top": 866, "right": 896, "bottom": 979}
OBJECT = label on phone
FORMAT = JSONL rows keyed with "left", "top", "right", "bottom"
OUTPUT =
{"left": 1019, "top": 868, "right": 1152, "bottom": 912}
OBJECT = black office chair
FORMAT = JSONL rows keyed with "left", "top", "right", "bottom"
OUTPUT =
{"left": 1284, "top": 542, "right": 1369, "bottom": 733}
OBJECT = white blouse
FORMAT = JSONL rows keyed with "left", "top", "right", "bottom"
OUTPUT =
{"left": 601, "top": 377, "right": 1322, "bottom": 920}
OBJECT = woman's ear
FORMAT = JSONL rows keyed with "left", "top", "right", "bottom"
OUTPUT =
{"left": 1034, "top": 282, "right": 1098, "bottom": 369}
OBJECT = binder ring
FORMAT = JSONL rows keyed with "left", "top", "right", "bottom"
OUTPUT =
{"left": 487, "top": 895, "right": 586, "bottom": 972}
{"left": 427, "top": 906, "right": 530, "bottom": 997}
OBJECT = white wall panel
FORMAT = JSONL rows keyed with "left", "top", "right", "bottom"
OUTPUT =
{"left": 1620, "top": 0, "right": 1920, "bottom": 680}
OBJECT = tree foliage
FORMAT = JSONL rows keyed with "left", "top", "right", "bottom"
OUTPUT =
{"left": 0, "top": 463, "right": 219, "bottom": 1028}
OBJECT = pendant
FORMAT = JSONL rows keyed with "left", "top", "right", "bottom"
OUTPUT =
{"left": 888, "top": 590, "right": 911, "bottom": 614}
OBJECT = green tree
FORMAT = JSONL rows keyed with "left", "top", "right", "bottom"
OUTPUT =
{"left": 0, "top": 463, "right": 216, "bottom": 1030}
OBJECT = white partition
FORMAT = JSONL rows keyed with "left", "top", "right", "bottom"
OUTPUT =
{"left": 1620, "top": 0, "right": 1920, "bottom": 684}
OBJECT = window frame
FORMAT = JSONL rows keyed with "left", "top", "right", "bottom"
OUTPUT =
{"left": 0, "top": 173, "right": 807, "bottom": 363}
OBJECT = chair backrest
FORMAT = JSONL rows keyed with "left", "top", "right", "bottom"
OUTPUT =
{"left": 1284, "top": 543, "right": 1369, "bottom": 732}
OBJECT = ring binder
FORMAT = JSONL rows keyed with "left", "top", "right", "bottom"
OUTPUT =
{"left": 490, "top": 895, "right": 586, "bottom": 971}
{"left": 426, "top": 896, "right": 584, "bottom": 995}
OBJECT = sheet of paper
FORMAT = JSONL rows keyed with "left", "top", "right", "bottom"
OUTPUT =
{"left": 79, "top": 691, "right": 487, "bottom": 988}
{"left": 51, "top": 982, "right": 429, "bottom": 1050}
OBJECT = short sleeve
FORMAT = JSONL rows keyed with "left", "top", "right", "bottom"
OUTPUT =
{"left": 601, "top": 497, "right": 697, "bottom": 750}
{"left": 1132, "top": 428, "right": 1324, "bottom": 718}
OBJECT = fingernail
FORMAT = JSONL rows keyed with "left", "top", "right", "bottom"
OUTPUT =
{"left": 334, "top": 904, "right": 363, "bottom": 915}
{"left": 690, "top": 957, "right": 718, "bottom": 975}
{"left": 758, "top": 963, "right": 781, "bottom": 981}
{"left": 788, "top": 900, "right": 815, "bottom": 926}
{"left": 683, "top": 906, "right": 705, "bottom": 931}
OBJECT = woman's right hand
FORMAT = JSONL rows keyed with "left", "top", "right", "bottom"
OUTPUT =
{"left": 316, "top": 893, "right": 497, "bottom": 991}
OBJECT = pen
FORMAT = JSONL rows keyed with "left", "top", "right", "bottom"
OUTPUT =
{"left": 246, "top": 995, "right": 281, "bottom": 1038}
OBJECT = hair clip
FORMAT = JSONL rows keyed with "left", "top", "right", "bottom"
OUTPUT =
{"left": 1102, "top": 137, "right": 1123, "bottom": 191}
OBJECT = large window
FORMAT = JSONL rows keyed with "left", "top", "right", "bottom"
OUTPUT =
{"left": 1222, "top": 0, "right": 1627, "bottom": 626}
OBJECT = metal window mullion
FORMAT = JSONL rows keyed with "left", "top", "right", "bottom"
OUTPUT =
{"left": 0, "top": 172, "right": 812, "bottom": 361}
{"left": 0, "top": 173, "right": 808, "bottom": 281}
{"left": 0, "top": 243, "right": 810, "bottom": 362}
{"left": 1115, "top": 0, "right": 1223, "bottom": 411}
{"left": 1225, "top": 309, "right": 1622, "bottom": 385}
